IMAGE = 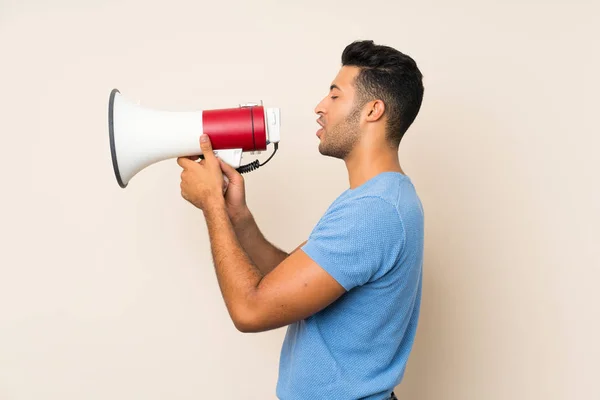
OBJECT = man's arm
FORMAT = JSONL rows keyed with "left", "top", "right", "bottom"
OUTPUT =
{"left": 231, "top": 207, "right": 306, "bottom": 276}
{"left": 179, "top": 135, "right": 347, "bottom": 334}
{"left": 203, "top": 200, "right": 344, "bottom": 333}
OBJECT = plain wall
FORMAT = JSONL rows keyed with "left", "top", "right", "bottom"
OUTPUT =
{"left": 1, "top": 0, "right": 598, "bottom": 399}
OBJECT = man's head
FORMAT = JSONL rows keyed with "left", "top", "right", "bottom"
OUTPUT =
{"left": 314, "top": 40, "right": 424, "bottom": 159}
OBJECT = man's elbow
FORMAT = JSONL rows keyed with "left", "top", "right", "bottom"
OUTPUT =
{"left": 229, "top": 291, "right": 261, "bottom": 333}
{"left": 231, "top": 295, "right": 282, "bottom": 333}
{"left": 233, "top": 318, "right": 261, "bottom": 333}
{"left": 234, "top": 311, "right": 291, "bottom": 333}
{"left": 232, "top": 309, "right": 265, "bottom": 333}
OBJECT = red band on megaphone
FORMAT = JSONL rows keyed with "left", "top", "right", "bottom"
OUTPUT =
{"left": 202, "top": 106, "right": 267, "bottom": 152}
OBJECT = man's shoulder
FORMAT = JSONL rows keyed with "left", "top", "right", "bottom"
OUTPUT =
{"left": 301, "top": 174, "right": 421, "bottom": 291}
{"left": 334, "top": 174, "right": 417, "bottom": 214}
{"left": 312, "top": 173, "right": 422, "bottom": 234}
{"left": 325, "top": 193, "right": 401, "bottom": 224}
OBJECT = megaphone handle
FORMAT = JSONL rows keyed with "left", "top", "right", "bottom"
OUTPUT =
{"left": 210, "top": 149, "right": 243, "bottom": 168}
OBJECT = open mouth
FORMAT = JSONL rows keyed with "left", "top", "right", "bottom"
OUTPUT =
{"left": 317, "top": 118, "right": 325, "bottom": 137}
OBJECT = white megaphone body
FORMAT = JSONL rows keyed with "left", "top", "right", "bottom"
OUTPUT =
{"left": 108, "top": 88, "right": 281, "bottom": 188}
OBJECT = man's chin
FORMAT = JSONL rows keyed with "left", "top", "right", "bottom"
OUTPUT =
{"left": 318, "top": 143, "right": 340, "bottom": 159}
{"left": 318, "top": 141, "right": 328, "bottom": 155}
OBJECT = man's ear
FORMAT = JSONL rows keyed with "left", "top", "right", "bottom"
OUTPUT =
{"left": 365, "top": 100, "right": 385, "bottom": 121}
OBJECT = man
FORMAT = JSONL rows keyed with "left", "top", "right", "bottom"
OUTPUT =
{"left": 177, "top": 40, "right": 424, "bottom": 400}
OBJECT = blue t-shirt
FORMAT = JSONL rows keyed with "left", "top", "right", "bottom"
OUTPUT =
{"left": 276, "top": 172, "right": 424, "bottom": 400}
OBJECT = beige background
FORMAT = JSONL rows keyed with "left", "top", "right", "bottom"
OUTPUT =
{"left": 1, "top": 0, "right": 598, "bottom": 399}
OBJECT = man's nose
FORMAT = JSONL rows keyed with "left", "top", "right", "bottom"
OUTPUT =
{"left": 314, "top": 98, "right": 326, "bottom": 115}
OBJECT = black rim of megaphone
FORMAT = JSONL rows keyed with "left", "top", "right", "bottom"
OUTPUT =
{"left": 109, "top": 88, "right": 127, "bottom": 188}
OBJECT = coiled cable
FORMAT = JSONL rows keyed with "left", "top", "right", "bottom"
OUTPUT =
{"left": 236, "top": 142, "right": 279, "bottom": 174}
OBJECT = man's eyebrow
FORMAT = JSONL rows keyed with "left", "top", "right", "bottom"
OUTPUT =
{"left": 330, "top": 84, "right": 342, "bottom": 91}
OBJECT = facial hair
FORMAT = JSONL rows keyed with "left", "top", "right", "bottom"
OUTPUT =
{"left": 318, "top": 104, "right": 362, "bottom": 160}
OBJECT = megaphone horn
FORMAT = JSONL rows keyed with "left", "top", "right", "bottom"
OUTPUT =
{"left": 108, "top": 88, "right": 281, "bottom": 188}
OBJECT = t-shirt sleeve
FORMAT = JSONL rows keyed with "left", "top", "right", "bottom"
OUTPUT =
{"left": 300, "top": 196, "right": 406, "bottom": 291}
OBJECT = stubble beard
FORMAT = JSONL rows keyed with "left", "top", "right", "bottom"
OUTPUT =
{"left": 318, "top": 105, "right": 362, "bottom": 160}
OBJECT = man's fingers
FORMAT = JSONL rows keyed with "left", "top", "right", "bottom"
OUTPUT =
{"left": 218, "top": 158, "right": 234, "bottom": 175}
{"left": 177, "top": 157, "right": 196, "bottom": 169}
{"left": 218, "top": 158, "right": 243, "bottom": 184}
{"left": 199, "top": 134, "right": 216, "bottom": 162}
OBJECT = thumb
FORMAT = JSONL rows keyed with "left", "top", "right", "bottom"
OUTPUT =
{"left": 218, "top": 158, "right": 244, "bottom": 185}
{"left": 199, "top": 134, "right": 216, "bottom": 161}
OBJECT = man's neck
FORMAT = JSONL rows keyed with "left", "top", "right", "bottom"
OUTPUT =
{"left": 344, "top": 144, "right": 404, "bottom": 190}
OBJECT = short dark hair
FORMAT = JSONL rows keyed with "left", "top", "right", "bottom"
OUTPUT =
{"left": 341, "top": 40, "right": 424, "bottom": 145}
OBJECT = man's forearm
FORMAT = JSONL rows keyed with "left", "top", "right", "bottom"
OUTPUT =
{"left": 231, "top": 207, "right": 289, "bottom": 276}
{"left": 202, "top": 200, "right": 263, "bottom": 329}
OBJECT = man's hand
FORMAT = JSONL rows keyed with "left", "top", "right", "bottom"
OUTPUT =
{"left": 177, "top": 134, "right": 226, "bottom": 212}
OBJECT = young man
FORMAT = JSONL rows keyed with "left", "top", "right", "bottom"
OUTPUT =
{"left": 177, "top": 40, "right": 425, "bottom": 400}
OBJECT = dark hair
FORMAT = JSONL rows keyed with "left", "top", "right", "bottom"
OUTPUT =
{"left": 341, "top": 40, "right": 424, "bottom": 145}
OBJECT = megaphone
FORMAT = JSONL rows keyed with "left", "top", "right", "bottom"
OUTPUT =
{"left": 108, "top": 88, "right": 281, "bottom": 188}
